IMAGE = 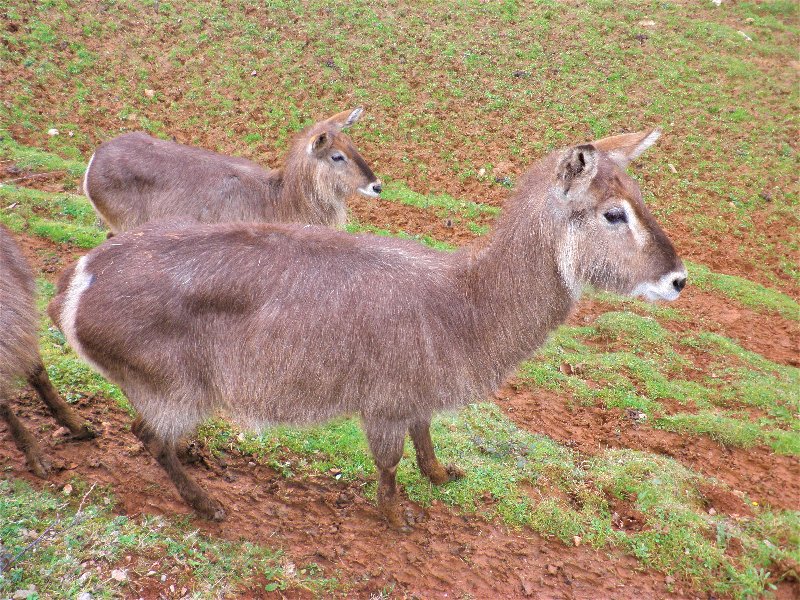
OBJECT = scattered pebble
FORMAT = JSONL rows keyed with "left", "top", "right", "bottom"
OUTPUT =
{"left": 477, "top": 167, "right": 486, "bottom": 178}
{"left": 76, "top": 592, "right": 93, "bottom": 600}
{"left": 708, "top": 507, "right": 717, "bottom": 515}
{"left": 637, "top": 20, "right": 656, "bottom": 27}
{"left": 62, "top": 483, "right": 73, "bottom": 495}
{"left": 737, "top": 31, "right": 753, "bottom": 42}
{"left": 667, "top": 163, "right": 677, "bottom": 174}
{"left": 251, "top": 70, "right": 257, "bottom": 76}
{"left": 47, "top": 128, "right": 59, "bottom": 136}
{"left": 110, "top": 568, "right": 127, "bottom": 581}
{"left": 573, "top": 535, "right": 582, "bottom": 547}
{"left": 144, "top": 89, "right": 155, "bottom": 98}
{"left": 52, "top": 426, "right": 70, "bottom": 438}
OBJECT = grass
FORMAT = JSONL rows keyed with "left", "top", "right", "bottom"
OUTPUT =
{"left": 1, "top": 0, "right": 798, "bottom": 593}
{"left": 0, "top": 479, "right": 336, "bottom": 597}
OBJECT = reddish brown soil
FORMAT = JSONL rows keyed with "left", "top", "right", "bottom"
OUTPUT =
{"left": 2, "top": 391, "right": 691, "bottom": 600}
{"left": 497, "top": 385, "right": 800, "bottom": 513}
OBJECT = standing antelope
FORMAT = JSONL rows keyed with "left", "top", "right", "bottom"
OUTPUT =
{"left": 83, "top": 108, "right": 381, "bottom": 234}
{"left": 50, "top": 130, "right": 686, "bottom": 529}
{"left": 1, "top": 225, "right": 95, "bottom": 477}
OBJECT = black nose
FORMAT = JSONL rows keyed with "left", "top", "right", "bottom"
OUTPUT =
{"left": 672, "top": 276, "right": 687, "bottom": 292}
{"left": 371, "top": 182, "right": 382, "bottom": 194}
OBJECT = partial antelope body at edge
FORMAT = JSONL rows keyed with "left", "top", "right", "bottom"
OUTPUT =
{"left": 0, "top": 225, "right": 95, "bottom": 478}
{"left": 49, "top": 129, "right": 686, "bottom": 529}
{"left": 83, "top": 107, "right": 381, "bottom": 234}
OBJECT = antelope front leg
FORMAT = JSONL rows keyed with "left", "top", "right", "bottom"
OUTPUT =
{"left": 28, "top": 362, "right": 96, "bottom": 439}
{"left": 0, "top": 398, "right": 52, "bottom": 478}
{"left": 131, "top": 417, "right": 225, "bottom": 521}
{"left": 409, "top": 419, "right": 464, "bottom": 485}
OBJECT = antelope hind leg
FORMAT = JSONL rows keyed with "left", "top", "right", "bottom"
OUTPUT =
{"left": 28, "top": 362, "right": 96, "bottom": 439}
{"left": 131, "top": 417, "right": 226, "bottom": 521}
{"left": 409, "top": 419, "right": 465, "bottom": 485}
{"left": 365, "top": 421, "right": 411, "bottom": 531}
{"left": 0, "top": 397, "right": 52, "bottom": 478}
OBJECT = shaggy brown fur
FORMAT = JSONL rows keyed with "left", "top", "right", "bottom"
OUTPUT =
{"left": 84, "top": 108, "right": 380, "bottom": 234}
{"left": 50, "top": 130, "right": 686, "bottom": 529}
{"left": 0, "top": 226, "right": 94, "bottom": 477}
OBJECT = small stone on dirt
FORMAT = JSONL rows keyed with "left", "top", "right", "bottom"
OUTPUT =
{"left": 668, "top": 163, "right": 677, "bottom": 174}
{"left": 111, "top": 568, "right": 127, "bottom": 581}
{"left": 521, "top": 578, "right": 535, "bottom": 596}
{"left": 547, "top": 564, "right": 559, "bottom": 575}
{"left": 47, "top": 128, "right": 59, "bottom": 136}
{"left": 76, "top": 593, "right": 92, "bottom": 600}
{"left": 144, "top": 89, "right": 155, "bottom": 98}
{"left": 665, "top": 575, "right": 676, "bottom": 585}
{"left": 708, "top": 507, "right": 717, "bottom": 515}
{"left": 573, "top": 535, "right": 582, "bottom": 547}
{"left": 62, "top": 483, "right": 73, "bottom": 495}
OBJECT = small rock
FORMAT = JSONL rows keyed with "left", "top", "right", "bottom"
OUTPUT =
{"left": 50, "top": 427, "right": 69, "bottom": 438}
{"left": 144, "top": 89, "right": 155, "bottom": 98}
{"left": 161, "top": 574, "right": 167, "bottom": 582}
{"left": 512, "top": 70, "right": 529, "bottom": 78}
{"left": 77, "top": 592, "right": 93, "bottom": 600}
{"left": 62, "top": 483, "right": 73, "bottom": 495}
{"left": 737, "top": 30, "right": 752, "bottom": 42}
{"left": 47, "top": 128, "right": 59, "bottom": 136}
{"left": 477, "top": 167, "right": 486, "bottom": 178}
{"left": 637, "top": 19, "right": 657, "bottom": 27}
{"left": 708, "top": 507, "right": 717, "bottom": 515}
{"left": 573, "top": 535, "right": 582, "bottom": 547}
{"left": 521, "top": 578, "right": 535, "bottom": 596}
{"left": 665, "top": 575, "right": 676, "bottom": 585}
{"left": 547, "top": 564, "right": 559, "bottom": 575}
{"left": 668, "top": 163, "right": 677, "bottom": 174}
{"left": 251, "top": 70, "right": 257, "bottom": 76}
{"left": 68, "top": 131, "right": 74, "bottom": 137}
{"left": 111, "top": 568, "right": 127, "bottom": 581}
{"left": 50, "top": 427, "right": 69, "bottom": 439}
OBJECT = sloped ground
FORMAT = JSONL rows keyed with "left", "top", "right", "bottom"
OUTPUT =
{"left": 1, "top": 1, "right": 798, "bottom": 599}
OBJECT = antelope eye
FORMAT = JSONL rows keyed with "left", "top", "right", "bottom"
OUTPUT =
{"left": 603, "top": 207, "right": 628, "bottom": 225}
{"left": 331, "top": 153, "right": 346, "bottom": 162}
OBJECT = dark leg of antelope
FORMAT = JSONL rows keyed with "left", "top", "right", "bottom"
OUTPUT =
{"left": 131, "top": 417, "right": 226, "bottom": 521}
{"left": 28, "top": 362, "right": 95, "bottom": 439}
{"left": 409, "top": 419, "right": 465, "bottom": 484}
{"left": 365, "top": 422, "right": 409, "bottom": 531}
{"left": 0, "top": 399, "right": 51, "bottom": 478}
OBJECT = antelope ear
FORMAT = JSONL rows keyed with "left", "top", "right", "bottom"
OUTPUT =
{"left": 557, "top": 144, "right": 598, "bottom": 195}
{"left": 310, "top": 131, "right": 331, "bottom": 155}
{"left": 325, "top": 107, "right": 363, "bottom": 130}
{"left": 591, "top": 129, "right": 661, "bottom": 168}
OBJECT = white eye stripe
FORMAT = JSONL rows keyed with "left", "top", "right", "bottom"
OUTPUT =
{"left": 621, "top": 200, "right": 648, "bottom": 248}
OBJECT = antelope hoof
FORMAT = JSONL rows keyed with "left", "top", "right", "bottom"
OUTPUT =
{"left": 445, "top": 463, "right": 466, "bottom": 481}
{"left": 427, "top": 462, "right": 465, "bottom": 485}
{"left": 196, "top": 498, "right": 226, "bottom": 522}
{"left": 381, "top": 501, "right": 412, "bottom": 533}
{"left": 70, "top": 422, "right": 97, "bottom": 440}
{"left": 27, "top": 452, "right": 53, "bottom": 479}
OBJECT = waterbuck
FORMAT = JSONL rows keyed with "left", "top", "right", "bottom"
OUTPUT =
{"left": 49, "top": 129, "right": 686, "bottom": 528}
{"left": 0, "top": 226, "right": 95, "bottom": 477}
{"left": 83, "top": 107, "right": 381, "bottom": 234}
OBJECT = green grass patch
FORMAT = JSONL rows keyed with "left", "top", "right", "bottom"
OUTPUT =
{"left": 0, "top": 184, "right": 105, "bottom": 248}
{"left": 687, "top": 261, "right": 799, "bottom": 321}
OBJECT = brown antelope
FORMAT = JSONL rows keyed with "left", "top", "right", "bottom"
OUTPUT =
{"left": 83, "top": 107, "right": 381, "bottom": 234}
{"left": 49, "top": 129, "right": 686, "bottom": 529}
{"left": 0, "top": 225, "right": 95, "bottom": 477}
